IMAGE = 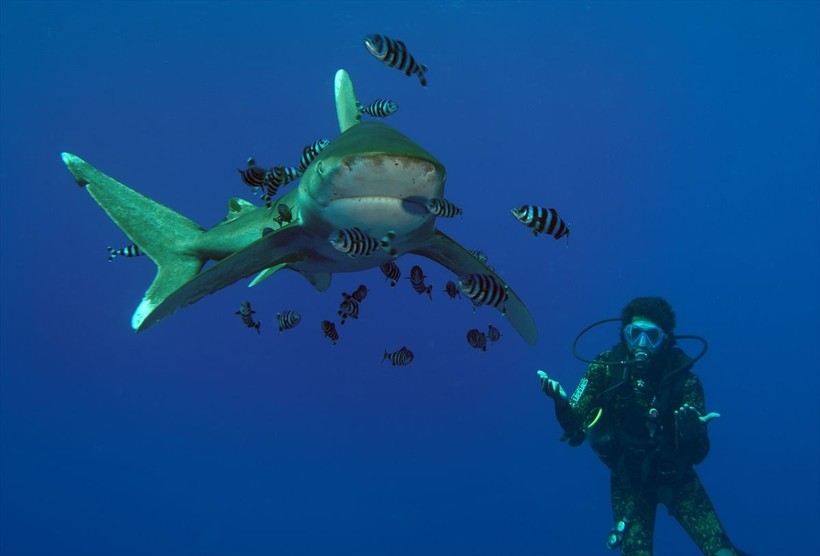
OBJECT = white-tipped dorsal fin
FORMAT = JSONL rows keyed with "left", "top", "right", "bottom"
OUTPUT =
{"left": 334, "top": 69, "right": 361, "bottom": 133}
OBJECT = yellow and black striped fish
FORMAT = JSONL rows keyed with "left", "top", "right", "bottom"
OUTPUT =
{"left": 277, "top": 309, "right": 301, "bottom": 332}
{"left": 383, "top": 346, "right": 414, "bottom": 366}
{"left": 511, "top": 205, "right": 570, "bottom": 240}
{"left": 298, "top": 139, "right": 331, "bottom": 173}
{"left": 380, "top": 261, "right": 401, "bottom": 287}
{"left": 364, "top": 34, "right": 428, "bottom": 87}
{"left": 236, "top": 301, "right": 261, "bottom": 334}
{"left": 329, "top": 227, "right": 395, "bottom": 258}
{"left": 408, "top": 265, "right": 433, "bottom": 300}
{"left": 107, "top": 243, "right": 143, "bottom": 262}
{"left": 425, "top": 198, "right": 462, "bottom": 218}
{"left": 458, "top": 273, "right": 509, "bottom": 314}
{"left": 466, "top": 329, "right": 487, "bottom": 352}
{"left": 321, "top": 320, "right": 339, "bottom": 345}
{"left": 359, "top": 98, "right": 399, "bottom": 119}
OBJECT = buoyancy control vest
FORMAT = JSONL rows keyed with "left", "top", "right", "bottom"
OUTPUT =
{"left": 585, "top": 344, "right": 694, "bottom": 486}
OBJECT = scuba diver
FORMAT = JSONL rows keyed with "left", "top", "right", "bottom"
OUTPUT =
{"left": 538, "top": 297, "right": 747, "bottom": 556}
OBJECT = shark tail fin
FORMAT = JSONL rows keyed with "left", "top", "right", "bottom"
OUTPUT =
{"left": 62, "top": 153, "right": 206, "bottom": 331}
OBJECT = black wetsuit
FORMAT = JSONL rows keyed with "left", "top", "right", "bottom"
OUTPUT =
{"left": 555, "top": 343, "right": 736, "bottom": 556}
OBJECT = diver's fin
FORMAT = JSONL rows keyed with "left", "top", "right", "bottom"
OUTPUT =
{"left": 61, "top": 152, "right": 207, "bottom": 331}
{"left": 335, "top": 69, "right": 361, "bottom": 133}
{"left": 136, "top": 225, "right": 307, "bottom": 331}
{"left": 410, "top": 229, "right": 538, "bottom": 345}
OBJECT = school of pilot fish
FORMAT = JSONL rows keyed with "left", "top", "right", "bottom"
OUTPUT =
{"left": 96, "top": 33, "right": 571, "bottom": 366}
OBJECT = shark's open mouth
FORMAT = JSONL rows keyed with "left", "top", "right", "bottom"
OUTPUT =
{"left": 299, "top": 151, "right": 445, "bottom": 238}
{"left": 313, "top": 154, "right": 444, "bottom": 203}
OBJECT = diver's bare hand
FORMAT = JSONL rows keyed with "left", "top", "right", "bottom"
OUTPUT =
{"left": 537, "top": 370, "right": 568, "bottom": 405}
{"left": 675, "top": 404, "right": 720, "bottom": 440}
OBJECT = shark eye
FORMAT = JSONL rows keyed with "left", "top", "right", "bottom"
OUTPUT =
{"left": 316, "top": 161, "right": 324, "bottom": 175}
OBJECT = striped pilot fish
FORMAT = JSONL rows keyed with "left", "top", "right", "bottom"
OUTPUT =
{"left": 380, "top": 261, "right": 401, "bottom": 287}
{"left": 487, "top": 324, "right": 502, "bottom": 343}
{"left": 298, "top": 139, "right": 331, "bottom": 173}
{"left": 364, "top": 34, "right": 428, "bottom": 87}
{"left": 329, "top": 227, "right": 396, "bottom": 257}
{"left": 469, "top": 249, "right": 489, "bottom": 264}
{"left": 107, "top": 243, "right": 143, "bottom": 262}
{"left": 338, "top": 297, "right": 360, "bottom": 325}
{"left": 468, "top": 249, "right": 496, "bottom": 272}
{"left": 321, "top": 320, "right": 339, "bottom": 345}
{"left": 425, "top": 198, "right": 462, "bottom": 218}
{"left": 466, "top": 329, "right": 487, "bottom": 352}
{"left": 277, "top": 309, "right": 301, "bottom": 332}
{"left": 238, "top": 157, "right": 268, "bottom": 190}
{"left": 359, "top": 98, "right": 399, "bottom": 119}
{"left": 383, "top": 346, "right": 414, "bottom": 366}
{"left": 511, "top": 205, "right": 570, "bottom": 241}
{"left": 267, "top": 165, "right": 301, "bottom": 188}
{"left": 408, "top": 265, "right": 433, "bottom": 300}
{"left": 258, "top": 166, "right": 302, "bottom": 206}
{"left": 443, "top": 280, "right": 461, "bottom": 299}
{"left": 261, "top": 166, "right": 302, "bottom": 206}
{"left": 343, "top": 284, "right": 369, "bottom": 303}
{"left": 458, "top": 273, "right": 509, "bottom": 314}
{"left": 235, "top": 301, "right": 261, "bottom": 334}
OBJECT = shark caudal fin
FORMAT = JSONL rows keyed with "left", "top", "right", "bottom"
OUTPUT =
{"left": 62, "top": 153, "right": 206, "bottom": 331}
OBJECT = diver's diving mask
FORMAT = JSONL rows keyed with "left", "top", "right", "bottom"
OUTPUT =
{"left": 623, "top": 321, "right": 666, "bottom": 350}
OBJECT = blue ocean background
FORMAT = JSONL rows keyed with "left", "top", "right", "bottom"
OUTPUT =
{"left": 1, "top": 2, "right": 818, "bottom": 555}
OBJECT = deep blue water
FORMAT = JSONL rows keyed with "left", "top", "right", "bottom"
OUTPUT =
{"left": 1, "top": 2, "right": 818, "bottom": 555}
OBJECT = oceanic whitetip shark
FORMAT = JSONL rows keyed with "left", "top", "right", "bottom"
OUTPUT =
{"left": 62, "top": 69, "right": 538, "bottom": 345}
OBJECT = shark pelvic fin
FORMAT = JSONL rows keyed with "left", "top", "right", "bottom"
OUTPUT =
{"left": 61, "top": 153, "right": 207, "bottom": 332}
{"left": 249, "top": 264, "right": 331, "bottom": 291}
{"left": 294, "top": 269, "right": 332, "bottom": 291}
{"left": 335, "top": 69, "right": 361, "bottom": 133}
{"left": 410, "top": 229, "right": 538, "bottom": 345}
{"left": 249, "top": 264, "right": 288, "bottom": 288}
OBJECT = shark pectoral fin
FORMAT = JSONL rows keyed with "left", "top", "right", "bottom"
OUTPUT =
{"left": 135, "top": 226, "right": 306, "bottom": 332}
{"left": 249, "top": 264, "right": 288, "bottom": 288}
{"left": 411, "top": 229, "right": 538, "bottom": 346}
{"left": 334, "top": 69, "right": 361, "bottom": 133}
{"left": 292, "top": 269, "right": 332, "bottom": 292}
